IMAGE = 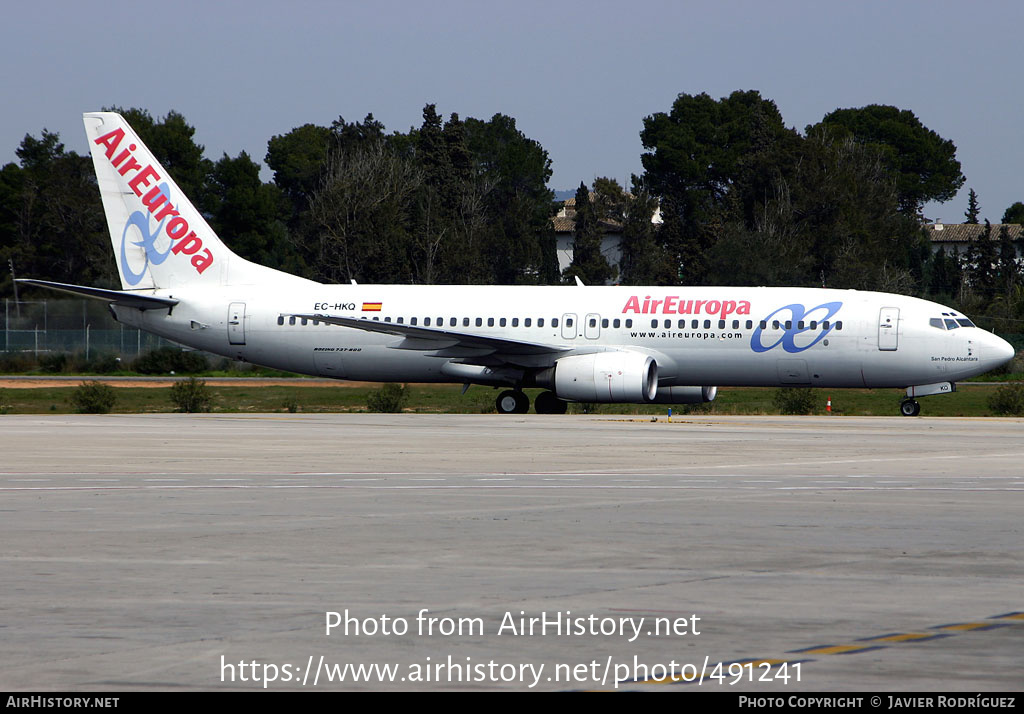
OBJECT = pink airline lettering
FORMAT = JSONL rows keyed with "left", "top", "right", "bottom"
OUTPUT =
{"left": 93, "top": 120, "right": 215, "bottom": 278}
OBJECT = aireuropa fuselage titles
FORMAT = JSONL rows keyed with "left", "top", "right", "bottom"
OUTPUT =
{"left": 113, "top": 282, "right": 1003, "bottom": 390}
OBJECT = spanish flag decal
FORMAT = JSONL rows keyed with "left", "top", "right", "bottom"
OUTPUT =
{"left": 362, "top": 302, "right": 383, "bottom": 312}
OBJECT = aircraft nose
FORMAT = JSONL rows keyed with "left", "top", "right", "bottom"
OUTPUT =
{"left": 986, "top": 332, "right": 1016, "bottom": 369}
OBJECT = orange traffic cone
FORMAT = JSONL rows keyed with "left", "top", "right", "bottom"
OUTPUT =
{"left": 826, "top": 396, "right": 832, "bottom": 414}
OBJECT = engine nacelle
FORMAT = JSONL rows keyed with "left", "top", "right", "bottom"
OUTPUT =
{"left": 649, "top": 385, "right": 718, "bottom": 404}
{"left": 551, "top": 352, "right": 658, "bottom": 403}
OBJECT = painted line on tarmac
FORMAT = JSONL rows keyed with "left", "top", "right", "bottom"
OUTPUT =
{"left": 628, "top": 610, "right": 1023, "bottom": 688}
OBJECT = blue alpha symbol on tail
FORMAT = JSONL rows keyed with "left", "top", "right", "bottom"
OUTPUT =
{"left": 750, "top": 302, "right": 843, "bottom": 353}
{"left": 120, "top": 183, "right": 173, "bottom": 286}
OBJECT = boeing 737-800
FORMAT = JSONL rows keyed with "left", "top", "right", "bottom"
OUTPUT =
{"left": 18, "top": 113, "right": 1016, "bottom": 416}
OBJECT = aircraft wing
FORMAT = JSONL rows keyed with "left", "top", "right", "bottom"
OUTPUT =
{"left": 289, "top": 313, "right": 570, "bottom": 357}
{"left": 16, "top": 279, "right": 179, "bottom": 310}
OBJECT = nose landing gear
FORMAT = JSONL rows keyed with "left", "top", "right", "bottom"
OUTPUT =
{"left": 900, "top": 381, "right": 955, "bottom": 416}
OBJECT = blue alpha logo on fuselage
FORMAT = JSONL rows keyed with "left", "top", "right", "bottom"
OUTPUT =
{"left": 750, "top": 302, "right": 843, "bottom": 353}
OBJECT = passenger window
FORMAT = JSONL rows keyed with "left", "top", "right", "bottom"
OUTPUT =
{"left": 538, "top": 318, "right": 544, "bottom": 327}
{"left": 277, "top": 316, "right": 284, "bottom": 325}
{"left": 772, "top": 320, "right": 780, "bottom": 330}
{"left": 301, "top": 317, "right": 308, "bottom": 326}
{"left": 512, "top": 318, "right": 519, "bottom": 327}
{"left": 835, "top": 321, "right": 843, "bottom": 330}
{"left": 424, "top": 317, "right": 431, "bottom": 326}
{"left": 651, "top": 320, "right": 658, "bottom": 328}
{"left": 552, "top": 318, "right": 559, "bottom": 327}
{"left": 745, "top": 320, "right": 753, "bottom": 329}
{"left": 450, "top": 317, "right": 457, "bottom": 327}
{"left": 500, "top": 318, "right": 507, "bottom": 327}
{"left": 566, "top": 318, "right": 572, "bottom": 327}
{"left": 601, "top": 319, "right": 608, "bottom": 328}
{"left": 525, "top": 318, "right": 532, "bottom": 327}
{"left": 397, "top": 317, "right": 404, "bottom": 324}
{"left": 822, "top": 321, "right": 830, "bottom": 330}
{"left": 718, "top": 320, "right": 725, "bottom": 329}
{"left": 798, "top": 321, "right": 805, "bottom": 329}
{"left": 703, "top": 319, "right": 711, "bottom": 329}
{"left": 463, "top": 317, "right": 469, "bottom": 327}
{"left": 784, "top": 320, "right": 792, "bottom": 330}
{"left": 589, "top": 318, "right": 597, "bottom": 328}
{"left": 732, "top": 320, "right": 739, "bottom": 329}
{"left": 384, "top": 317, "right": 391, "bottom": 322}
{"left": 289, "top": 317, "right": 296, "bottom": 325}
{"left": 475, "top": 318, "right": 482, "bottom": 327}
{"left": 487, "top": 318, "right": 494, "bottom": 327}
{"left": 760, "top": 321, "right": 767, "bottom": 329}
{"left": 411, "top": 317, "right": 417, "bottom": 325}
{"left": 810, "top": 321, "right": 817, "bottom": 329}
{"left": 691, "top": 319, "right": 699, "bottom": 329}
{"left": 625, "top": 319, "right": 632, "bottom": 328}
{"left": 613, "top": 319, "right": 620, "bottom": 328}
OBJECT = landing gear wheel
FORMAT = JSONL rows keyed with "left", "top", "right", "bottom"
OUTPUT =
{"left": 496, "top": 390, "right": 530, "bottom": 414}
{"left": 900, "top": 399, "right": 921, "bottom": 417}
{"left": 534, "top": 391, "right": 568, "bottom": 415}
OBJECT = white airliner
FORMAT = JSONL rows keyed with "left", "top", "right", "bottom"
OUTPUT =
{"left": 19, "top": 112, "right": 1016, "bottom": 416}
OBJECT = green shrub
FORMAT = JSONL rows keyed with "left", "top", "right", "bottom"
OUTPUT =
{"left": 133, "top": 347, "right": 208, "bottom": 375}
{"left": 39, "top": 352, "right": 70, "bottom": 373}
{"left": 988, "top": 383, "right": 1024, "bottom": 416}
{"left": 0, "top": 353, "right": 36, "bottom": 373}
{"left": 85, "top": 352, "right": 122, "bottom": 373}
{"left": 170, "top": 377, "right": 212, "bottom": 413}
{"left": 773, "top": 387, "right": 817, "bottom": 415}
{"left": 71, "top": 381, "right": 117, "bottom": 414}
{"left": 366, "top": 383, "right": 408, "bottom": 413}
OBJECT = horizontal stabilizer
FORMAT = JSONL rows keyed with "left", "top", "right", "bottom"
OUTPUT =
{"left": 16, "top": 279, "right": 179, "bottom": 310}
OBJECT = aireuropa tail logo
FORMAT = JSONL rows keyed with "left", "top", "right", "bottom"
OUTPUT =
{"left": 93, "top": 127, "right": 213, "bottom": 285}
{"left": 120, "top": 182, "right": 172, "bottom": 285}
{"left": 750, "top": 302, "right": 842, "bottom": 353}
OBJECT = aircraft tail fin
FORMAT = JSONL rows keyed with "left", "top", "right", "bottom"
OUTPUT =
{"left": 83, "top": 112, "right": 300, "bottom": 290}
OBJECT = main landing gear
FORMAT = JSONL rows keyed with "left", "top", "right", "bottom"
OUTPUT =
{"left": 900, "top": 399, "right": 921, "bottom": 417}
{"left": 495, "top": 390, "right": 529, "bottom": 414}
{"left": 494, "top": 390, "right": 568, "bottom": 414}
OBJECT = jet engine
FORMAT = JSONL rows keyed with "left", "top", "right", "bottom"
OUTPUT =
{"left": 545, "top": 352, "right": 658, "bottom": 403}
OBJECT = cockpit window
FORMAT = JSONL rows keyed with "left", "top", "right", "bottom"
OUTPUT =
{"left": 944, "top": 319, "right": 959, "bottom": 330}
{"left": 956, "top": 318, "right": 975, "bottom": 328}
{"left": 929, "top": 318, "right": 944, "bottom": 330}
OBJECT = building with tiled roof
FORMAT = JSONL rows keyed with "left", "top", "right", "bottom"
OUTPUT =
{"left": 551, "top": 194, "right": 662, "bottom": 281}
{"left": 925, "top": 223, "right": 1023, "bottom": 257}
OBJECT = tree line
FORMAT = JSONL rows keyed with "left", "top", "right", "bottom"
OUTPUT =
{"left": 1, "top": 94, "right": 1022, "bottom": 333}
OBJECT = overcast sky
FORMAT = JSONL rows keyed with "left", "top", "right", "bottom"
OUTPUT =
{"left": 2, "top": 0, "right": 1021, "bottom": 222}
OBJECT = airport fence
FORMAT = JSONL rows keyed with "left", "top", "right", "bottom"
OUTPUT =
{"left": 2, "top": 298, "right": 179, "bottom": 359}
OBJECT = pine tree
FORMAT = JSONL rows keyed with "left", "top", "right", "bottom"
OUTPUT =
{"left": 563, "top": 182, "right": 615, "bottom": 285}
{"left": 964, "top": 188, "right": 980, "bottom": 224}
